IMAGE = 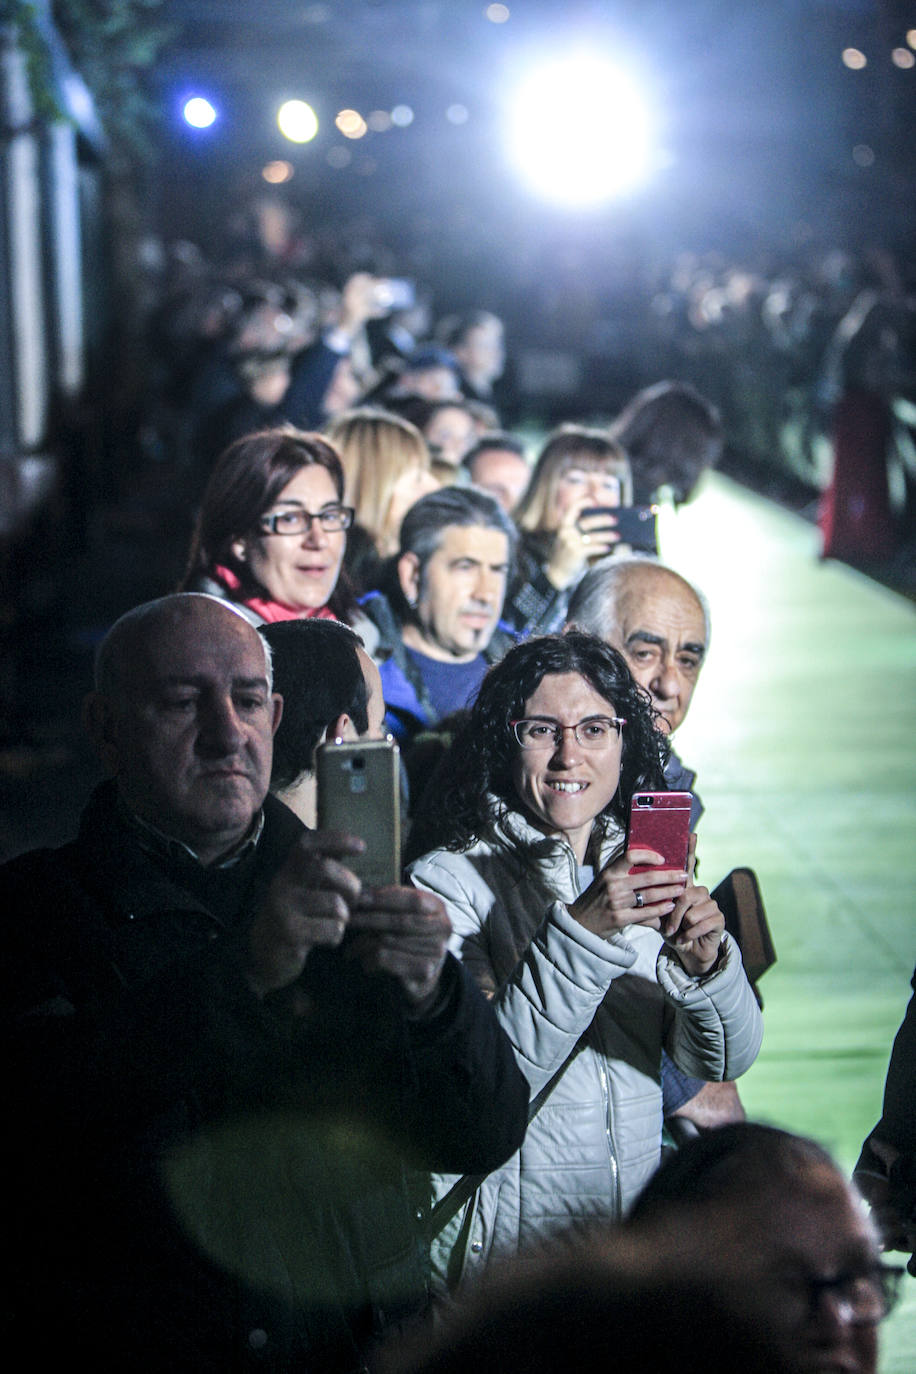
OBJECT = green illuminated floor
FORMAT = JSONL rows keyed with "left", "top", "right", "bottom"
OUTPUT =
{"left": 657, "top": 475, "right": 916, "bottom": 1370}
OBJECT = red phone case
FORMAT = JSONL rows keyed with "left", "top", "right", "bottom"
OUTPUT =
{"left": 627, "top": 791, "right": 692, "bottom": 874}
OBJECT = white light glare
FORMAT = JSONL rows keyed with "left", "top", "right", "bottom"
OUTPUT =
{"left": 278, "top": 100, "right": 319, "bottom": 143}
{"left": 507, "top": 55, "right": 655, "bottom": 206}
{"left": 183, "top": 96, "right": 217, "bottom": 129}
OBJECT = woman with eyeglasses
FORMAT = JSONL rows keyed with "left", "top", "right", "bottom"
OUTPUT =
{"left": 407, "top": 631, "right": 762, "bottom": 1288}
{"left": 181, "top": 426, "right": 364, "bottom": 629}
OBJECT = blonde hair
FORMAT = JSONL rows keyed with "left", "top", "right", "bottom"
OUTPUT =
{"left": 515, "top": 425, "right": 632, "bottom": 533}
{"left": 325, "top": 407, "right": 431, "bottom": 548}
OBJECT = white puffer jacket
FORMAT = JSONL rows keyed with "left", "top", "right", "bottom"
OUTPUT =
{"left": 408, "top": 807, "right": 763, "bottom": 1288}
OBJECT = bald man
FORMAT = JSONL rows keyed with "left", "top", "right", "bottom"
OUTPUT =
{"left": 3, "top": 593, "right": 527, "bottom": 1371}
{"left": 567, "top": 558, "right": 745, "bottom": 1131}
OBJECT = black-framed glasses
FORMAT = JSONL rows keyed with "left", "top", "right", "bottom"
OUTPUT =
{"left": 259, "top": 505, "right": 354, "bottom": 536}
{"left": 510, "top": 716, "right": 626, "bottom": 750}
{"left": 798, "top": 1262, "right": 905, "bottom": 1326}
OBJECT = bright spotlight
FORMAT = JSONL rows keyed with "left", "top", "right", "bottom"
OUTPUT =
{"left": 183, "top": 96, "right": 217, "bottom": 129}
{"left": 278, "top": 100, "right": 319, "bottom": 143}
{"left": 506, "top": 54, "right": 655, "bottom": 206}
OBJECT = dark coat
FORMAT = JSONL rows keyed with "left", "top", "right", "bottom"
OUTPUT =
{"left": 3, "top": 783, "right": 528, "bottom": 1371}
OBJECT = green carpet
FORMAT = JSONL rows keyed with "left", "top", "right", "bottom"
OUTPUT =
{"left": 658, "top": 474, "right": 916, "bottom": 1371}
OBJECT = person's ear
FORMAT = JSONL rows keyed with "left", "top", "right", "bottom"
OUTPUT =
{"left": 270, "top": 693, "right": 283, "bottom": 736}
{"left": 230, "top": 538, "right": 248, "bottom": 564}
{"left": 398, "top": 552, "right": 420, "bottom": 609}
{"left": 82, "top": 692, "right": 122, "bottom": 777}
{"left": 325, "top": 713, "right": 356, "bottom": 743}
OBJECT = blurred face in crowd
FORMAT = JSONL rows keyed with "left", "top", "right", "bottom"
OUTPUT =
{"left": 401, "top": 365, "right": 461, "bottom": 401}
{"left": 381, "top": 464, "right": 440, "bottom": 554}
{"left": 467, "top": 448, "right": 530, "bottom": 513}
{"left": 88, "top": 597, "right": 281, "bottom": 865}
{"left": 322, "top": 356, "right": 362, "bottom": 419}
{"left": 424, "top": 405, "right": 477, "bottom": 469}
{"left": 550, "top": 458, "right": 624, "bottom": 527}
{"left": 606, "top": 568, "right": 707, "bottom": 734}
{"left": 235, "top": 464, "right": 347, "bottom": 612}
{"left": 399, "top": 524, "right": 510, "bottom": 663}
{"left": 454, "top": 317, "right": 505, "bottom": 387}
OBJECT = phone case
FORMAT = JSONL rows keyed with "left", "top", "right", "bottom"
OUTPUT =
{"left": 627, "top": 790, "right": 692, "bottom": 874}
{"left": 614, "top": 504, "right": 658, "bottom": 550}
{"left": 316, "top": 738, "right": 401, "bottom": 887}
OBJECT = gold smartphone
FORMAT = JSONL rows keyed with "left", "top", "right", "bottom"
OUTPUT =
{"left": 315, "top": 737, "right": 401, "bottom": 887}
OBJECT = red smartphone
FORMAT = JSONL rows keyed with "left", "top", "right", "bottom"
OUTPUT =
{"left": 627, "top": 791, "right": 692, "bottom": 875}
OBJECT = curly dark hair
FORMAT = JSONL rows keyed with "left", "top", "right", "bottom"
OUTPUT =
{"left": 409, "top": 631, "right": 668, "bottom": 860}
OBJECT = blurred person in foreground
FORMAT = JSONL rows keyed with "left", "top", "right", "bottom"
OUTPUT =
{"left": 567, "top": 556, "right": 748, "bottom": 1131}
{"left": 407, "top": 632, "right": 761, "bottom": 1290}
{"left": 855, "top": 964, "right": 916, "bottom": 1275}
{"left": 2, "top": 593, "right": 528, "bottom": 1371}
{"left": 625, "top": 1121, "right": 905, "bottom": 1374}
{"left": 386, "top": 1225, "right": 793, "bottom": 1374}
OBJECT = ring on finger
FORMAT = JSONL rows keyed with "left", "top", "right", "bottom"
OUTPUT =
{"left": 633, "top": 890, "right": 644, "bottom": 909}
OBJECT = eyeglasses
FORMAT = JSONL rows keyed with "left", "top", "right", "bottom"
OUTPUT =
{"left": 259, "top": 505, "right": 354, "bottom": 536}
{"left": 511, "top": 716, "right": 626, "bottom": 750}
{"left": 797, "top": 1262, "right": 905, "bottom": 1326}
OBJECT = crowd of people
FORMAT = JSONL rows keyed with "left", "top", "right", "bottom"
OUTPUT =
{"left": 4, "top": 224, "right": 913, "bottom": 1373}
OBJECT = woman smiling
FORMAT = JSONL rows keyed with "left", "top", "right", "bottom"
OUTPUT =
{"left": 182, "top": 427, "right": 359, "bottom": 627}
{"left": 408, "top": 632, "right": 762, "bottom": 1288}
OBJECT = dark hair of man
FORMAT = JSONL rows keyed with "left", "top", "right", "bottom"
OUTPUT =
{"left": 259, "top": 619, "right": 368, "bottom": 790}
{"left": 181, "top": 425, "right": 356, "bottom": 621}
{"left": 607, "top": 381, "right": 723, "bottom": 505}
{"left": 462, "top": 433, "right": 527, "bottom": 471}
{"left": 627, "top": 1122, "right": 837, "bottom": 1226}
{"left": 407, "top": 630, "right": 667, "bottom": 861}
{"left": 396, "top": 485, "right": 518, "bottom": 629}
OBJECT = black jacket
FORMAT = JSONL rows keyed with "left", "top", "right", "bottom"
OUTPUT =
{"left": 3, "top": 784, "right": 528, "bottom": 1371}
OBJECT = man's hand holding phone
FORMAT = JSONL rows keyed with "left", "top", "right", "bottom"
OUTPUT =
{"left": 246, "top": 829, "right": 451, "bottom": 1010}
{"left": 247, "top": 829, "right": 365, "bottom": 998}
{"left": 347, "top": 885, "right": 452, "bottom": 1011}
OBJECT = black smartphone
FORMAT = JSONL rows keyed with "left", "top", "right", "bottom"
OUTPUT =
{"left": 316, "top": 738, "right": 401, "bottom": 887}
{"left": 627, "top": 790, "right": 692, "bottom": 875}
{"left": 613, "top": 504, "right": 658, "bottom": 551}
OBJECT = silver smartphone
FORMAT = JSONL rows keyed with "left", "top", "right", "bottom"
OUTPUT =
{"left": 315, "top": 737, "right": 401, "bottom": 887}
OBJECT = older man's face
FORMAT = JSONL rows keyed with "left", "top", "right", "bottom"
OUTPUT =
{"left": 612, "top": 572, "right": 707, "bottom": 734}
{"left": 93, "top": 599, "right": 281, "bottom": 863}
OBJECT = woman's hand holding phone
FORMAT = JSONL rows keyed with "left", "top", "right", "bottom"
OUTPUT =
{"left": 568, "top": 846, "right": 686, "bottom": 939}
{"left": 659, "top": 835, "right": 725, "bottom": 976}
{"left": 545, "top": 495, "right": 619, "bottom": 590}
